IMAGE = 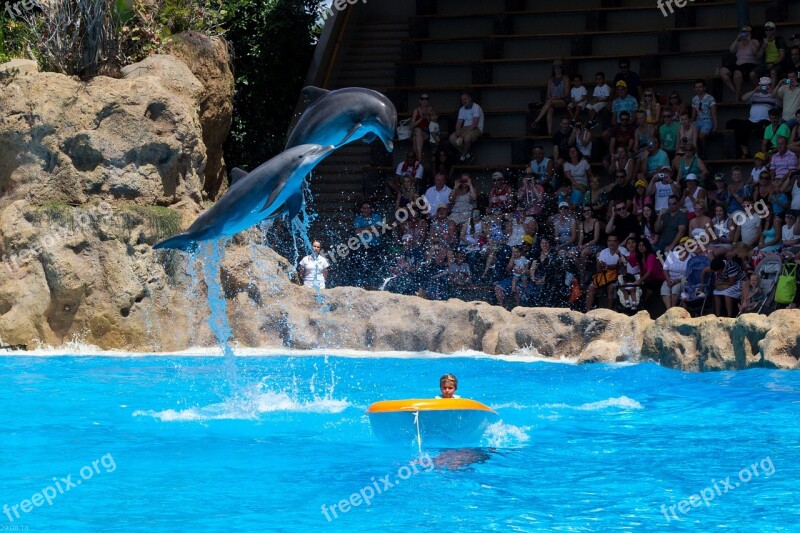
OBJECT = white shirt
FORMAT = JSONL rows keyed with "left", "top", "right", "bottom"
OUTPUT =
{"left": 619, "top": 246, "right": 640, "bottom": 275}
{"left": 751, "top": 165, "right": 767, "bottom": 184}
{"left": 597, "top": 247, "right": 624, "bottom": 267}
{"left": 663, "top": 250, "right": 690, "bottom": 280}
{"left": 570, "top": 86, "right": 588, "bottom": 102}
{"left": 738, "top": 213, "right": 761, "bottom": 245}
{"left": 457, "top": 103, "right": 484, "bottom": 131}
{"left": 395, "top": 161, "right": 424, "bottom": 180}
{"left": 299, "top": 254, "right": 329, "bottom": 289}
{"left": 593, "top": 84, "right": 611, "bottom": 101}
{"left": 424, "top": 185, "right": 452, "bottom": 215}
{"left": 654, "top": 181, "right": 674, "bottom": 212}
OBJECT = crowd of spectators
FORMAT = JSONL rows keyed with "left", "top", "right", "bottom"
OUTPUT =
{"left": 314, "top": 23, "right": 800, "bottom": 318}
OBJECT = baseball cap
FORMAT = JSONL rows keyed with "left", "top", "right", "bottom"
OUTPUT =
{"left": 522, "top": 235, "right": 534, "bottom": 245}
{"left": 714, "top": 173, "right": 726, "bottom": 181}
{"left": 615, "top": 80, "right": 627, "bottom": 88}
{"left": 765, "top": 21, "right": 776, "bottom": 30}
{"left": 635, "top": 180, "right": 647, "bottom": 188}
{"left": 755, "top": 152, "right": 767, "bottom": 160}
{"left": 685, "top": 173, "right": 698, "bottom": 181}
{"left": 558, "top": 201, "right": 570, "bottom": 209}
{"left": 679, "top": 236, "right": 690, "bottom": 244}
{"left": 491, "top": 171, "right": 504, "bottom": 180}
{"left": 741, "top": 25, "right": 752, "bottom": 32}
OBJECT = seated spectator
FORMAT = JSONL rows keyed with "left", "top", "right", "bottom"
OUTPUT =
{"left": 585, "top": 235, "right": 626, "bottom": 310}
{"left": 640, "top": 87, "right": 662, "bottom": 126}
{"left": 690, "top": 79, "right": 717, "bottom": 155}
{"left": 607, "top": 171, "right": 636, "bottom": 216}
{"left": 552, "top": 116, "right": 575, "bottom": 171}
{"left": 702, "top": 255, "right": 748, "bottom": 317}
{"left": 659, "top": 111, "right": 679, "bottom": 160}
{"left": 737, "top": 197, "right": 761, "bottom": 247}
{"left": 727, "top": 166, "right": 752, "bottom": 214}
{"left": 754, "top": 173, "right": 789, "bottom": 217}
{"left": 605, "top": 200, "right": 641, "bottom": 242}
{"left": 506, "top": 207, "right": 527, "bottom": 248}
{"left": 708, "top": 173, "right": 731, "bottom": 209}
{"left": 781, "top": 209, "right": 800, "bottom": 252}
{"left": 433, "top": 149, "right": 454, "bottom": 181}
{"left": 429, "top": 205, "right": 457, "bottom": 248}
{"left": 673, "top": 143, "right": 709, "bottom": 183}
{"left": 727, "top": 80, "right": 776, "bottom": 159}
{"left": 739, "top": 272, "right": 766, "bottom": 314}
{"left": 709, "top": 204, "right": 737, "bottom": 252}
{"left": 449, "top": 173, "right": 477, "bottom": 229}
{"left": 569, "top": 120, "right": 593, "bottom": 160}
{"left": 563, "top": 146, "right": 592, "bottom": 198}
{"left": 400, "top": 211, "right": 428, "bottom": 262}
{"left": 614, "top": 58, "right": 643, "bottom": 101}
{"left": 665, "top": 91, "right": 689, "bottom": 120}
{"left": 411, "top": 93, "right": 437, "bottom": 166}
{"left": 418, "top": 245, "right": 452, "bottom": 300}
{"left": 785, "top": 45, "right": 800, "bottom": 78}
{"left": 762, "top": 108, "right": 791, "bottom": 154}
{"left": 460, "top": 207, "right": 486, "bottom": 273}
{"left": 773, "top": 71, "right": 800, "bottom": 128}
{"left": 676, "top": 112, "right": 699, "bottom": 159}
{"left": 604, "top": 112, "right": 636, "bottom": 173}
{"left": 584, "top": 175, "right": 611, "bottom": 221}
{"left": 632, "top": 178, "right": 653, "bottom": 216}
{"left": 532, "top": 60, "right": 570, "bottom": 135}
{"left": 754, "top": 21, "right": 787, "bottom": 85}
{"left": 607, "top": 81, "right": 639, "bottom": 138}
{"left": 424, "top": 172, "right": 453, "bottom": 216}
{"left": 640, "top": 204, "right": 660, "bottom": 246}
{"left": 662, "top": 242, "right": 692, "bottom": 310}
{"left": 655, "top": 194, "right": 688, "bottom": 253}
{"left": 586, "top": 71, "right": 611, "bottom": 130}
{"left": 525, "top": 236, "right": 562, "bottom": 307}
{"left": 517, "top": 170, "right": 546, "bottom": 220}
{"left": 680, "top": 174, "right": 707, "bottom": 220}
{"left": 648, "top": 167, "right": 680, "bottom": 213}
{"left": 772, "top": 137, "right": 798, "bottom": 180}
{"left": 755, "top": 208, "right": 783, "bottom": 254}
{"left": 396, "top": 175, "right": 420, "bottom": 212}
{"left": 445, "top": 249, "right": 473, "bottom": 301}
{"left": 353, "top": 203, "right": 384, "bottom": 285}
{"left": 567, "top": 74, "right": 589, "bottom": 124}
{"left": 607, "top": 146, "right": 636, "bottom": 182}
{"left": 720, "top": 26, "right": 760, "bottom": 101}
{"left": 633, "top": 110, "right": 655, "bottom": 154}
{"left": 449, "top": 91, "right": 484, "bottom": 163}
{"left": 750, "top": 153, "right": 770, "bottom": 183}
{"left": 632, "top": 238, "right": 665, "bottom": 302}
{"left": 495, "top": 246, "right": 529, "bottom": 308}
{"left": 488, "top": 171, "right": 514, "bottom": 213}
{"left": 688, "top": 201, "right": 712, "bottom": 241}
{"left": 550, "top": 201, "right": 578, "bottom": 257}
{"left": 790, "top": 111, "right": 800, "bottom": 156}
{"left": 528, "top": 145, "right": 556, "bottom": 187}
{"left": 395, "top": 151, "right": 424, "bottom": 193}
{"left": 641, "top": 137, "right": 671, "bottom": 179}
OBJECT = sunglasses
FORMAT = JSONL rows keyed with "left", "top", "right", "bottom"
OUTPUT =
{"left": 668, "top": 202, "right": 678, "bottom": 206}
{"left": 645, "top": 94, "right": 653, "bottom": 97}
{"left": 616, "top": 207, "right": 626, "bottom": 211}
{"left": 420, "top": 96, "right": 429, "bottom": 100}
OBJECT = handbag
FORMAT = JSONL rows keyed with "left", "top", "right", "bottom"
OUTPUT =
{"left": 396, "top": 118, "right": 412, "bottom": 141}
{"left": 428, "top": 120, "right": 440, "bottom": 144}
{"left": 569, "top": 278, "right": 582, "bottom": 303}
{"left": 592, "top": 268, "right": 618, "bottom": 289}
{"left": 775, "top": 262, "right": 797, "bottom": 304}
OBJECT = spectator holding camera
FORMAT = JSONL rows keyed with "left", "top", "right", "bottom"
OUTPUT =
{"left": 647, "top": 167, "right": 681, "bottom": 213}
{"left": 719, "top": 26, "right": 760, "bottom": 101}
{"left": 690, "top": 79, "right": 717, "bottom": 155}
{"left": 755, "top": 22, "right": 787, "bottom": 86}
{"left": 518, "top": 171, "right": 546, "bottom": 219}
{"left": 727, "top": 79, "right": 776, "bottom": 159}
{"left": 773, "top": 70, "right": 800, "bottom": 128}
{"left": 449, "top": 173, "right": 478, "bottom": 227}
{"left": 676, "top": 112, "right": 699, "bottom": 159}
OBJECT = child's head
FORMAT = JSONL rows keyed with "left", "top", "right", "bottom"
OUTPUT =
{"left": 750, "top": 273, "right": 761, "bottom": 286}
{"left": 439, "top": 374, "right": 458, "bottom": 398}
{"left": 622, "top": 273, "right": 636, "bottom": 284}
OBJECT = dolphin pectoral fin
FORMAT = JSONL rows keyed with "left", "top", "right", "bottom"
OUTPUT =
{"left": 153, "top": 232, "right": 198, "bottom": 253}
{"left": 361, "top": 132, "right": 377, "bottom": 143}
{"left": 283, "top": 191, "right": 304, "bottom": 221}
{"left": 230, "top": 167, "right": 248, "bottom": 185}
{"left": 337, "top": 123, "right": 362, "bottom": 147}
{"left": 259, "top": 180, "right": 290, "bottom": 214}
{"left": 301, "top": 86, "right": 329, "bottom": 104}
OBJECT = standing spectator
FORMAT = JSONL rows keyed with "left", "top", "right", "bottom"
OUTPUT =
{"left": 518, "top": 171, "right": 546, "bottom": 219}
{"left": 662, "top": 243, "right": 691, "bottom": 310}
{"left": 676, "top": 112, "right": 699, "bottom": 158}
{"left": 552, "top": 116, "right": 575, "bottom": 171}
{"left": 297, "top": 241, "right": 329, "bottom": 289}
{"left": 614, "top": 58, "right": 642, "bottom": 100}
{"left": 727, "top": 80, "right": 776, "bottom": 159}
{"left": 424, "top": 172, "right": 453, "bottom": 215}
{"left": 648, "top": 167, "right": 680, "bottom": 213}
{"left": 528, "top": 145, "right": 555, "bottom": 187}
{"left": 659, "top": 111, "right": 679, "bottom": 160}
{"left": 762, "top": 107, "right": 791, "bottom": 154}
{"left": 690, "top": 79, "right": 717, "bottom": 155}
{"left": 584, "top": 235, "right": 626, "bottom": 311}
{"left": 488, "top": 171, "right": 513, "bottom": 212}
{"left": 633, "top": 238, "right": 665, "bottom": 302}
{"left": 587, "top": 72, "right": 611, "bottom": 130}
{"left": 531, "top": 59, "right": 570, "bottom": 135}
{"left": 755, "top": 21, "right": 787, "bottom": 86}
{"left": 703, "top": 256, "right": 748, "bottom": 317}
{"left": 567, "top": 74, "right": 588, "bottom": 124}
{"left": 772, "top": 137, "right": 798, "bottom": 181}
{"left": 640, "top": 87, "right": 662, "bottom": 126}
{"left": 448, "top": 173, "right": 478, "bottom": 227}
{"left": 719, "top": 26, "right": 760, "bottom": 101}
{"left": 411, "top": 93, "right": 437, "bottom": 166}
{"left": 449, "top": 91, "right": 484, "bottom": 163}
{"left": 773, "top": 71, "right": 800, "bottom": 128}
{"left": 655, "top": 194, "right": 688, "bottom": 253}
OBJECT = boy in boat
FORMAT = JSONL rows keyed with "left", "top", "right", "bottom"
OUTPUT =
{"left": 437, "top": 374, "right": 460, "bottom": 398}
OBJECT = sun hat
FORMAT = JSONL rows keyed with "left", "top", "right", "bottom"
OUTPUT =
{"left": 635, "top": 179, "right": 647, "bottom": 188}
{"left": 741, "top": 25, "right": 752, "bottom": 32}
{"left": 714, "top": 173, "right": 726, "bottom": 181}
{"left": 558, "top": 201, "right": 570, "bottom": 208}
{"left": 491, "top": 171, "right": 504, "bottom": 180}
{"left": 685, "top": 173, "right": 698, "bottom": 181}
{"left": 765, "top": 21, "right": 776, "bottom": 30}
{"left": 754, "top": 152, "right": 767, "bottom": 160}
{"left": 759, "top": 76, "right": 773, "bottom": 85}
{"left": 615, "top": 80, "right": 627, "bottom": 88}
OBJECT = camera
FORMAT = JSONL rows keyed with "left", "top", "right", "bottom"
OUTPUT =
{"left": 459, "top": 177, "right": 468, "bottom": 184}
{"left": 658, "top": 173, "right": 665, "bottom": 179}
{"left": 786, "top": 79, "right": 793, "bottom": 85}
{"left": 740, "top": 31, "right": 748, "bottom": 38}
{"left": 761, "top": 85, "right": 768, "bottom": 91}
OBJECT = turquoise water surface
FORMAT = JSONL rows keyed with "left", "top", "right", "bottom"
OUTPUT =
{"left": 1, "top": 354, "right": 798, "bottom": 531}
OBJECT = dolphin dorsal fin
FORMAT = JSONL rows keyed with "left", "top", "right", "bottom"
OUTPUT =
{"left": 301, "top": 86, "right": 329, "bottom": 105}
{"left": 230, "top": 167, "right": 248, "bottom": 185}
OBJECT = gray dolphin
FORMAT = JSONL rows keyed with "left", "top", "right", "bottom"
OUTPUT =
{"left": 153, "top": 144, "right": 335, "bottom": 252}
{"left": 286, "top": 86, "right": 397, "bottom": 152}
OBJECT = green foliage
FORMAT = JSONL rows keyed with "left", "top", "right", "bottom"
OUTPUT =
{"left": 122, "top": 206, "right": 182, "bottom": 240}
{"left": 221, "top": 0, "right": 321, "bottom": 170}
{"left": 0, "top": 12, "right": 35, "bottom": 62}
{"left": 157, "top": 0, "right": 226, "bottom": 36}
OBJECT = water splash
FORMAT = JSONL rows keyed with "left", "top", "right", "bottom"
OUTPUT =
{"left": 201, "top": 239, "right": 234, "bottom": 360}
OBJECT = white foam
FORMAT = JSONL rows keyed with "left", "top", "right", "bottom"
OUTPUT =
{"left": 543, "top": 396, "right": 644, "bottom": 411}
{"left": 482, "top": 421, "right": 531, "bottom": 447}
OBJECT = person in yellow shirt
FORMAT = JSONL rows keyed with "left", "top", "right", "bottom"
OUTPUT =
{"left": 755, "top": 22, "right": 787, "bottom": 85}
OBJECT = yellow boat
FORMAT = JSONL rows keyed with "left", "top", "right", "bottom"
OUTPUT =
{"left": 366, "top": 398, "right": 499, "bottom": 446}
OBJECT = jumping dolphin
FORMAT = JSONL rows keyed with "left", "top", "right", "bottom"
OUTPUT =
{"left": 286, "top": 86, "right": 397, "bottom": 152}
{"left": 153, "top": 144, "right": 335, "bottom": 252}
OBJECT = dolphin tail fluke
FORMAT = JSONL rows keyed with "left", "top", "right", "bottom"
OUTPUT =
{"left": 153, "top": 233, "right": 198, "bottom": 253}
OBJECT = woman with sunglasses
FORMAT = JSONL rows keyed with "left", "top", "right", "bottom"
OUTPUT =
{"left": 639, "top": 87, "right": 662, "bottom": 126}
{"left": 664, "top": 91, "right": 689, "bottom": 120}
{"left": 411, "top": 94, "right": 437, "bottom": 165}
{"left": 675, "top": 112, "right": 699, "bottom": 158}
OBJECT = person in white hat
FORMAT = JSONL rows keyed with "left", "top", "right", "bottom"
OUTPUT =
{"left": 755, "top": 21, "right": 787, "bottom": 86}
{"left": 727, "top": 79, "right": 777, "bottom": 159}
{"left": 680, "top": 173, "right": 707, "bottom": 220}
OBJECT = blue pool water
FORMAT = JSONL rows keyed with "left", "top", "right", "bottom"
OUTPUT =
{"left": 1, "top": 354, "right": 798, "bottom": 531}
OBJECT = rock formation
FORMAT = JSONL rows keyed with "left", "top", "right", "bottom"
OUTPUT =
{"left": 0, "top": 53, "right": 798, "bottom": 371}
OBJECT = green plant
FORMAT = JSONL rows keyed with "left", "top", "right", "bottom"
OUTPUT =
{"left": 124, "top": 205, "right": 182, "bottom": 240}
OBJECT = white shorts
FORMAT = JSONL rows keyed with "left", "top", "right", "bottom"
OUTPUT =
{"left": 661, "top": 279, "right": 685, "bottom": 297}
{"left": 586, "top": 102, "right": 607, "bottom": 112}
